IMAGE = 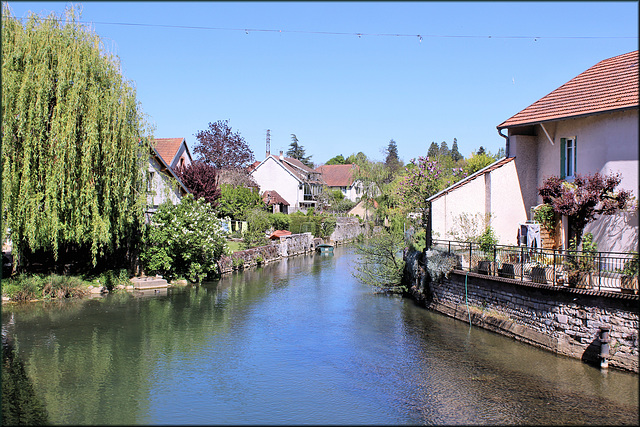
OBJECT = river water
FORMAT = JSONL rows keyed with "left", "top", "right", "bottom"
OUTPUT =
{"left": 2, "top": 246, "right": 638, "bottom": 425}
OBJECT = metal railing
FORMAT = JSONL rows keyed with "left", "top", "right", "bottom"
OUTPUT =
{"left": 430, "top": 239, "right": 638, "bottom": 294}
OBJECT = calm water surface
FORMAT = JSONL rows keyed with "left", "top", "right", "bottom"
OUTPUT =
{"left": 2, "top": 246, "right": 638, "bottom": 425}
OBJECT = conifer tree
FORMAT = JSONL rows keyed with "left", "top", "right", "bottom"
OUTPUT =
{"left": 286, "top": 134, "right": 313, "bottom": 168}
{"left": 450, "top": 138, "right": 463, "bottom": 162}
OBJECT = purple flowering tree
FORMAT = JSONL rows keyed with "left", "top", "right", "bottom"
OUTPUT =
{"left": 538, "top": 172, "right": 633, "bottom": 248}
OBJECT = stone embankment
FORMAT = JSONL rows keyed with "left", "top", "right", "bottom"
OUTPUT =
{"left": 218, "top": 232, "right": 323, "bottom": 274}
{"left": 404, "top": 249, "right": 639, "bottom": 373}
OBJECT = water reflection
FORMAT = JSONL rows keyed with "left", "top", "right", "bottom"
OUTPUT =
{"left": 2, "top": 246, "right": 638, "bottom": 425}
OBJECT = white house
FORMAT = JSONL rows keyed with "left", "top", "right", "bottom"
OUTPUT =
{"left": 250, "top": 151, "right": 325, "bottom": 214}
{"left": 146, "top": 137, "right": 193, "bottom": 220}
{"left": 315, "top": 164, "right": 362, "bottom": 202}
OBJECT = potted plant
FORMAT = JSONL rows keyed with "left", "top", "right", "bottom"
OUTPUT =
{"left": 620, "top": 252, "right": 638, "bottom": 294}
{"left": 476, "top": 226, "right": 498, "bottom": 275}
{"left": 564, "top": 233, "right": 597, "bottom": 288}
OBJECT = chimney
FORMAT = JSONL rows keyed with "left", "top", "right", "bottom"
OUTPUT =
{"left": 279, "top": 150, "right": 284, "bottom": 160}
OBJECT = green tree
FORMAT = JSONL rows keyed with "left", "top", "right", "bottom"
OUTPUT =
{"left": 325, "top": 154, "right": 345, "bottom": 165}
{"left": 217, "top": 184, "right": 263, "bottom": 220}
{"left": 140, "top": 194, "right": 227, "bottom": 283}
{"left": 450, "top": 138, "right": 463, "bottom": 162}
{"left": 287, "top": 134, "right": 313, "bottom": 168}
{"left": 427, "top": 142, "right": 439, "bottom": 158}
{"left": 464, "top": 150, "right": 496, "bottom": 175}
{"left": 2, "top": 5, "right": 149, "bottom": 270}
{"left": 439, "top": 141, "right": 450, "bottom": 157}
{"left": 384, "top": 139, "right": 403, "bottom": 178}
{"left": 353, "top": 229, "right": 406, "bottom": 293}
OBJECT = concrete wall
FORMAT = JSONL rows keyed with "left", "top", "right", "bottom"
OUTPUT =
{"left": 404, "top": 250, "right": 639, "bottom": 373}
{"left": 431, "top": 160, "right": 528, "bottom": 245}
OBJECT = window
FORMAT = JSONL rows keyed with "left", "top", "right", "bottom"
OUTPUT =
{"left": 560, "top": 137, "right": 577, "bottom": 179}
{"left": 147, "top": 171, "right": 155, "bottom": 192}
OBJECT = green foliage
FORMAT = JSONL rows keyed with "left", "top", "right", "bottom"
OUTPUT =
{"left": 242, "top": 207, "right": 270, "bottom": 249}
{"left": 533, "top": 203, "right": 556, "bottom": 232}
{"left": 464, "top": 151, "right": 497, "bottom": 175}
{"left": 353, "top": 229, "right": 406, "bottom": 293}
{"left": 478, "top": 226, "right": 498, "bottom": 255}
{"left": 287, "top": 134, "right": 313, "bottom": 168}
{"left": 621, "top": 252, "right": 639, "bottom": 278}
{"left": 1, "top": 273, "right": 91, "bottom": 301}
{"left": 269, "top": 213, "right": 291, "bottom": 231}
{"left": 2, "top": 337, "right": 50, "bottom": 425}
{"left": 2, "top": 5, "right": 149, "bottom": 268}
{"left": 140, "top": 195, "right": 227, "bottom": 283}
{"left": 217, "top": 184, "right": 264, "bottom": 220}
{"left": 565, "top": 232, "right": 598, "bottom": 284}
{"left": 325, "top": 155, "right": 345, "bottom": 165}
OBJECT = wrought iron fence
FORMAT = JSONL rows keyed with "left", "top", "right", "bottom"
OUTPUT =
{"left": 430, "top": 239, "right": 638, "bottom": 294}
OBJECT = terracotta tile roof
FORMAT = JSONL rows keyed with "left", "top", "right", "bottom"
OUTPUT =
{"left": 427, "top": 157, "right": 515, "bottom": 202}
{"left": 315, "top": 164, "right": 356, "bottom": 187}
{"left": 152, "top": 138, "right": 185, "bottom": 165}
{"left": 262, "top": 190, "right": 290, "bottom": 206}
{"left": 498, "top": 50, "right": 639, "bottom": 129}
{"left": 269, "top": 230, "right": 292, "bottom": 240}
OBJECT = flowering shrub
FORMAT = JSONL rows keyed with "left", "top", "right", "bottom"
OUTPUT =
{"left": 141, "top": 195, "right": 228, "bottom": 283}
{"left": 424, "top": 248, "right": 459, "bottom": 283}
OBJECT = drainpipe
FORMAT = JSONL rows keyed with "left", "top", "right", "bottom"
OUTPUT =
{"left": 497, "top": 127, "right": 510, "bottom": 157}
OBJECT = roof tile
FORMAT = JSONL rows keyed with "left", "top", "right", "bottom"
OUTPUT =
{"left": 498, "top": 51, "right": 638, "bottom": 129}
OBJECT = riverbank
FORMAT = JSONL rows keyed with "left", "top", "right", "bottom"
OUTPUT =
{"left": 403, "top": 249, "right": 639, "bottom": 374}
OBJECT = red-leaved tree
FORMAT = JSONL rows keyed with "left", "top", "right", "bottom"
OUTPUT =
{"left": 194, "top": 120, "right": 255, "bottom": 170}
{"left": 174, "top": 161, "right": 221, "bottom": 208}
{"left": 538, "top": 172, "right": 632, "bottom": 247}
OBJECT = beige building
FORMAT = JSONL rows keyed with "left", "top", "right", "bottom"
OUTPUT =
{"left": 430, "top": 50, "right": 638, "bottom": 252}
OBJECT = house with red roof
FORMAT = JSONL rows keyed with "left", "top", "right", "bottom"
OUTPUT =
{"left": 497, "top": 50, "right": 638, "bottom": 252}
{"left": 429, "top": 51, "right": 638, "bottom": 252}
{"left": 250, "top": 150, "right": 326, "bottom": 214}
{"left": 146, "top": 137, "right": 193, "bottom": 220}
{"left": 315, "top": 164, "right": 363, "bottom": 203}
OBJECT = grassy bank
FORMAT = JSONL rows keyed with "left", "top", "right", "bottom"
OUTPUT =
{"left": 1, "top": 269, "right": 131, "bottom": 302}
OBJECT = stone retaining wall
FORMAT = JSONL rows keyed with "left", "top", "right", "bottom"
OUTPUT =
{"left": 330, "top": 217, "right": 364, "bottom": 244}
{"left": 218, "top": 233, "right": 321, "bottom": 274}
{"left": 404, "top": 250, "right": 639, "bottom": 373}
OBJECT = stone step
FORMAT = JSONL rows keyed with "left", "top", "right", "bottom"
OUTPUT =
{"left": 130, "top": 276, "right": 169, "bottom": 289}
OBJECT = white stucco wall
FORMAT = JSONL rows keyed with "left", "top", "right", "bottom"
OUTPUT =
{"left": 509, "top": 108, "right": 638, "bottom": 252}
{"left": 251, "top": 157, "right": 303, "bottom": 210}
{"left": 431, "top": 160, "right": 527, "bottom": 245}
{"left": 148, "top": 157, "right": 184, "bottom": 208}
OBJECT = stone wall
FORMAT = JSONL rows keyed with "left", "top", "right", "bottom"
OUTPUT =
{"left": 330, "top": 216, "right": 364, "bottom": 244}
{"left": 404, "top": 249, "right": 639, "bottom": 373}
{"left": 218, "top": 233, "right": 320, "bottom": 274}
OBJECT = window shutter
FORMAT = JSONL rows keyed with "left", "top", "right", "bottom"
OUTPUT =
{"left": 560, "top": 138, "right": 566, "bottom": 179}
{"left": 573, "top": 137, "right": 577, "bottom": 175}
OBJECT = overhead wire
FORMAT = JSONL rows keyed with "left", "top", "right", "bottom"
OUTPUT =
{"left": 5, "top": 16, "right": 638, "bottom": 40}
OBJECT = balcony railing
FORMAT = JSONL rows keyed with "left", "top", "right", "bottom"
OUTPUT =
{"left": 430, "top": 239, "right": 638, "bottom": 294}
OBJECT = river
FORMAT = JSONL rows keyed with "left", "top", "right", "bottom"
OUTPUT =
{"left": 2, "top": 246, "right": 638, "bottom": 425}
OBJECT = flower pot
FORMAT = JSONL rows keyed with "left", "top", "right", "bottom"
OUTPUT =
{"left": 621, "top": 276, "right": 638, "bottom": 294}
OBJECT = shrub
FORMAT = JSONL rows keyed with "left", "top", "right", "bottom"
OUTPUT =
{"left": 141, "top": 194, "right": 227, "bottom": 283}
{"left": 42, "top": 275, "right": 88, "bottom": 299}
{"left": 478, "top": 226, "right": 498, "bottom": 255}
{"left": 269, "top": 213, "right": 291, "bottom": 231}
{"left": 424, "top": 248, "right": 459, "bottom": 282}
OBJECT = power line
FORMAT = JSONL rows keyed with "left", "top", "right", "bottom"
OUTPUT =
{"left": 6, "top": 16, "right": 637, "bottom": 40}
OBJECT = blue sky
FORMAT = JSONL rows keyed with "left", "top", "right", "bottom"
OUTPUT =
{"left": 4, "top": 1, "right": 638, "bottom": 165}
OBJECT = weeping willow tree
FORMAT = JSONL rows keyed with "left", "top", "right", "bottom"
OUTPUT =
{"left": 2, "top": 4, "right": 151, "bottom": 271}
